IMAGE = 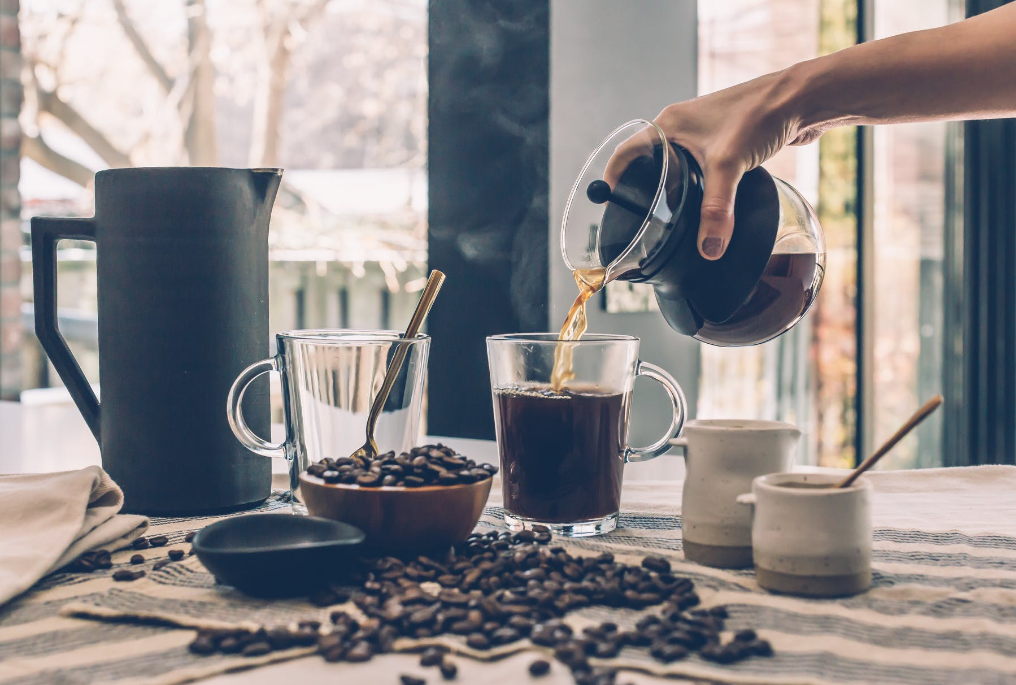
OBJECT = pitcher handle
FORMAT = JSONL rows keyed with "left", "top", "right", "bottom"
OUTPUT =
{"left": 31, "top": 217, "right": 101, "bottom": 443}
{"left": 625, "top": 360, "right": 687, "bottom": 463}
{"left": 227, "top": 358, "right": 286, "bottom": 458}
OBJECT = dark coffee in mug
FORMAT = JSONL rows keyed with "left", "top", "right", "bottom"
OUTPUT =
{"left": 492, "top": 386, "right": 628, "bottom": 522}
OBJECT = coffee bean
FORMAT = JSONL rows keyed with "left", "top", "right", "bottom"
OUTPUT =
{"left": 734, "top": 628, "right": 757, "bottom": 642}
{"left": 112, "top": 569, "right": 145, "bottom": 582}
{"left": 219, "top": 636, "right": 244, "bottom": 653}
{"left": 528, "top": 659, "right": 551, "bottom": 676}
{"left": 241, "top": 641, "right": 272, "bottom": 657}
{"left": 400, "top": 676, "right": 426, "bottom": 685}
{"left": 345, "top": 641, "right": 374, "bottom": 662}
{"left": 439, "top": 657, "right": 457, "bottom": 679}
{"left": 641, "top": 556, "right": 671, "bottom": 574}
{"left": 184, "top": 531, "right": 196, "bottom": 543}
{"left": 130, "top": 554, "right": 144, "bottom": 565}
{"left": 650, "top": 642, "right": 688, "bottom": 663}
{"left": 188, "top": 636, "right": 216, "bottom": 655}
{"left": 149, "top": 535, "right": 169, "bottom": 547}
{"left": 490, "top": 627, "right": 521, "bottom": 645}
{"left": 132, "top": 537, "right": 150, "bottom": 550}
{"left": 465, "top": 633, "right": 490, "bottom": 650}
{"left": 420, "top": 647, "right": 445, "bottom": 667}
{"left": 699, "top": 642, "right": 739, "bottom": 664}
{"left": 168, "top": 549, "right": 185, "bottom": 561}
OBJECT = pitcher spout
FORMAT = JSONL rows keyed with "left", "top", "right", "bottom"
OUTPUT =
{"left": 250, "top": 168, "right": 283, "bottom": 206}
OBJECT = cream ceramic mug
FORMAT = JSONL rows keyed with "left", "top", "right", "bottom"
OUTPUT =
{"left": 672, "top": 420, "right": 801, "bottom": 569}
{"left": 737, "top": 472, "right": 873, "bottom": 597}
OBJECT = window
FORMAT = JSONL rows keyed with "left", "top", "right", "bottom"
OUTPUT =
{"left": 864, "top": 0, "right": 965, "bottom": 468}
{"left": 697, "top": 0, "right": 965, "bottom": 468}
{"left": 697, "top": 0, "right": 858, "bottom": 468}
{"left": 14, "top": 0, "right": 427, "bottom": 396}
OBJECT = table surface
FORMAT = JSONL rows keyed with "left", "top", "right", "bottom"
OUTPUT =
{"left": 0, "top": 398, "right": 698, "bottom": 684}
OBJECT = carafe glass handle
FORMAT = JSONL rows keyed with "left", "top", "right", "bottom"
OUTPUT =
{"left": 227, "top": 357, "right": 286, "bottom": 458}
{"left": 624, "top": 360, "right": 687, "bottom": 463}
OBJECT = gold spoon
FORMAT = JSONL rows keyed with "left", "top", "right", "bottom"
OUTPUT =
{"left": 350, "top": 270, "right": 446, "bottom": 462}
{"left": 837, "top": 394, "right": 944, "bottom": 488}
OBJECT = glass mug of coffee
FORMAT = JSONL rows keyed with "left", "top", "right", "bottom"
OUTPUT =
{"left": 486, "top": 333, "right": 687, "bottom": 536}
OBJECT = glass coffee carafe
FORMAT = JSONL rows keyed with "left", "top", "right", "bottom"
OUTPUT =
{"left": 561, "top": 119, "right": 825, "bottom": 346}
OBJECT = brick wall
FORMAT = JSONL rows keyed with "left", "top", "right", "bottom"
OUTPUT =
{"left": 0, "top": 0, "right": 22, "bottom": 400}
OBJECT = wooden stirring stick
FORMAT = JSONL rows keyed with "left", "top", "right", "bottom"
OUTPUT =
{"left": 838, "top": 394, "right": 944, "bottom": 489}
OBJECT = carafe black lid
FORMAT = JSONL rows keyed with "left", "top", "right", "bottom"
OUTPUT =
{"left": 591, "top": 144, "right": 780, "bottom": 330}
{"left": 686, "top": 163, "right": 780, "bottom": 324}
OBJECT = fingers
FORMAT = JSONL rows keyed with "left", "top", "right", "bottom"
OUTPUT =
{"left": 603, "top": 125, "right": 656, "bottom": 188}
{"left": 697, "top": 159, "right": 743, "bottom": 261}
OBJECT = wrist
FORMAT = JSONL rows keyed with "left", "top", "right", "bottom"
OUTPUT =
{"left": 773, "top": 58, "right": 835, "bottom": 136}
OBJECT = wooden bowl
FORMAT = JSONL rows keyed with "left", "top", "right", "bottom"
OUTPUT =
{"left": 299, "top": 473, "right": 492, "bottom": 551}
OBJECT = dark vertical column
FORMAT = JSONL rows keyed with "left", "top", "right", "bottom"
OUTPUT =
{"left": 956, "top": 117, "right": 1016, "bottom": 465}
{"left": 427, "top": 1, "right": 550, "bottom": 439}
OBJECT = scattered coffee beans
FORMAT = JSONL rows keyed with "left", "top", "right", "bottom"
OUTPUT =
{"left": 112, "top": 569, "right": 145, "bottom": 582}
{"left": 400, "top": 676, "right": 426, "bottom": 685}
{"left": 148, "top": 535, "right": 169, "bottom": 547}
{"left": 132, "top": 537, "right": 151, "bottom": 550}
{"left": 130, "top": 554, "right": 144, "bottom": 565}
{"left": 168, "top": 549, "right": 185, "bottom": 561}
{"left": 186, "top": 525, "right": 773, "bottom": 683}
{"left": 185, "top": 531, "right": 196, "bottom": 543}
{"left": 305, "top": 445, "right": 497, "bottom": 488}
{"left": 65, "top": 549, "right": 112, "bottom": 573}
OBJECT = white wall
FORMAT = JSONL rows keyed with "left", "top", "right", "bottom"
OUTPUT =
{"left": 550, "top": 0, "right": 701, "bottom": 479}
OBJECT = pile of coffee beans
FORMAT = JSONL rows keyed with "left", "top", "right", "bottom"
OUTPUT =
{"left": 188, "top": 527, "right": 772, "bottom": 683}
{"left": 306, "top": 444, "right": 497, "bottom": 488}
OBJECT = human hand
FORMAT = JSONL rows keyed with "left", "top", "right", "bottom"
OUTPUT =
{"left": 604, "top": 69, "right": 815, "bottom": 260}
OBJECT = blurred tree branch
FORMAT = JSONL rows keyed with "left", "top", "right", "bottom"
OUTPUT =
{"left": 249, "top": 0, "right": 330, "bottom": 167}
{"left": 111, "top": 0, "right": 174, "bottom": 93}
{"left": 21, "top": 133, "right": 94, "bottom": 187}
{"left": 35, "top": 86, "right": 132, "bottom": 168}
{"left": 184, "top": 0, "right": 217, "bottom": 165}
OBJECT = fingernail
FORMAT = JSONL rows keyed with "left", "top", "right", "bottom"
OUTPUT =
{"left": 701, "top": 236, "right": 726, "bottom": 259}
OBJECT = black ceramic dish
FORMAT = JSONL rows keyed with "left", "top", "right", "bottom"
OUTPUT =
{"left": 192, "top": 514, "right": 365, "bottom": 598}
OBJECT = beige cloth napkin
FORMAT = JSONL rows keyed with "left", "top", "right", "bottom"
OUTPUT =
{"left": 0, "top": 465, "right": 148, "bottom": 606}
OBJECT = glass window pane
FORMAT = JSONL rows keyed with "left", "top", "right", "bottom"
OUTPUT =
{"left": 15, "top": 1, "right": 428, "bottom": 418}
{"left": 697, "top": 0, "right": 858, "bottom": 467}
{"left": 869, "top": 0, "right": 964, "bottom": 469}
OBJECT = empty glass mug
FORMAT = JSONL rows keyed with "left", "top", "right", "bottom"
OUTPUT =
{"left": 227, "top": 330, "right": 430, "bottom": 503}
{"left": 487, "top": 333, "right": 687, "bottom": 536}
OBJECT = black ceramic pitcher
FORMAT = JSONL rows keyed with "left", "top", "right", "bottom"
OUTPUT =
{"left": 31, "top": 167, "right": 282, "bottom": 515}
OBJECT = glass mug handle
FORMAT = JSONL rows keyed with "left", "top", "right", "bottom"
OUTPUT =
{"left": 227, "top": 357, "right": 286, "bottom": 459}
{"left": 624, "top": 360, "right": 687, "bottom": 463}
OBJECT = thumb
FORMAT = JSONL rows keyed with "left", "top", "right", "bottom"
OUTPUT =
{"left": 697, "top": 160, "right": 743, "bottom": 261}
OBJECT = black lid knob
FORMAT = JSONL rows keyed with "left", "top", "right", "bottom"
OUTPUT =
{"left": 586, "top": 179, "right": 648, "bottom": 216}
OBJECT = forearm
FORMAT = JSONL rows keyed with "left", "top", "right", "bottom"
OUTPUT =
{"left": 785, "top": 2, "right": 1016, "bottom": 135}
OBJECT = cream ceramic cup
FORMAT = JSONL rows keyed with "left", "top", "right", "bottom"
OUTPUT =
{"left": 737, "top": 472, "right": 873, "bottom": 597}
{"left": 672, "top": 420, "right": 801, "bottom": 569}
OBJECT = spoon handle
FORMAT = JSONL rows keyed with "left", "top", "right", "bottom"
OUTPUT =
{"left": 838, "top": 394, "right": 944, "bottom": 488}
{"left": 364, "top": 271, "right": 446, "bottom": 444}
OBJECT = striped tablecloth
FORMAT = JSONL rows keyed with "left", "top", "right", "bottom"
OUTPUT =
{"left": 2, "top": 466, "right": 1016, "bottom": 685}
